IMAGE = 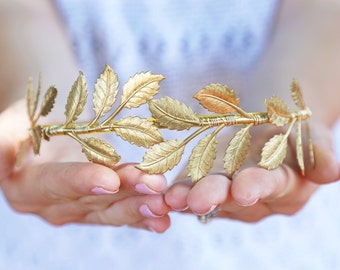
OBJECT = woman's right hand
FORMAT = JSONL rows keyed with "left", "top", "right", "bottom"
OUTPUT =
{"left": 0, "top": 100, "right": 170, "bottom": 233}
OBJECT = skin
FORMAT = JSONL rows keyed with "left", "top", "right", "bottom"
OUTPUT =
{"left": 166, "top": 120, "right": 339, "bottom": 221}
{"left": 165, "top": 0, "right": 340, "bottom": 221}
{"left": 0, "top": 98, "right": 171, "bottom": 233}
{"left": 0, "top": 0, "right": 339, "bottom": 232}
{"left": 0, "top": 0, "right": 170, "bottom": 233}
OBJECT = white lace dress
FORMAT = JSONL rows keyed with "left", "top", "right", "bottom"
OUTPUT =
{"left": 1, "top": 1, "right": 340, "bottom": 269}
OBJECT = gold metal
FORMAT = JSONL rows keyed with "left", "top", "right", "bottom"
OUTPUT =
{"left": 19, "top": 65, "right": 314, "bottom": 183}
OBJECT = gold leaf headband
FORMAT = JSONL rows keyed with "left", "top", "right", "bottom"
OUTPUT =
{"left": 18, "top": 64, "right": 314, "bottom": 182}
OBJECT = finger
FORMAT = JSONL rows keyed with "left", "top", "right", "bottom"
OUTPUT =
{"left": 132, "top": 215, "right": 171, "bottom": 233}
{"left": 115, "top": 163, "right": 167, "bottom": 195}
{"left": 167, "top": 175, "right": 271, "bottom": 222}
{"left": 4, "top": 162, "right": 121, "bottom": 210}
{"left": 37, "top": 193, "right": 171, "bottom": 231}
{"left": 231, "top": 165, "right": 318, "bottom": 214}
{"left": 164, "top": 179, "right": 192, "bottom": 211}
{"left": 83, "top": 194, "right": 170, "bottom": 232}
{"left": 186, "top": 174, "right": 230, "bottom": 215}
{"left": 305, "top": 121, "right": 340, "bottom": 183}
{"left": 218, "top": 200, "right": 272, "bottom": 223}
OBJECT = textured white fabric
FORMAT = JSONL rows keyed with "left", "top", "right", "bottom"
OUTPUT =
{"left": 55, "top": 0, "right": 278, "bottom": 84}
{"left": 1, "top": 1, "right": 340, "bottom": 269}
{"left": 54, "top": 0, "right": 279, "bottom": 179}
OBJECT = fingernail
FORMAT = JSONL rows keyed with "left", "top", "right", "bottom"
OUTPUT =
{"left": 171, "top": 205, "right": 189, "bottom": 212}
{"left": 139, "top": 204, "right": 163, "bottom": 218}
{"left": 91, "top": 187, "right": 118, "bottom": 195}
{"left": 135, "top": 183, "right": 160, "bottom": 195}
{"left": 238, "top": 198, "right": 259, "bottom": 207}
{"left": 196, "top": 204, "right": 217, "bottom": 216}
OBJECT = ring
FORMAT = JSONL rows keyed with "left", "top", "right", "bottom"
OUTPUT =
{"left": 197, "top": 208, "right": 220, "bottom": 223}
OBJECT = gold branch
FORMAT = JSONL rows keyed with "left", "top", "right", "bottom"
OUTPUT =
{"left": 19, "top": 65, "right": 314, "bottom": 182}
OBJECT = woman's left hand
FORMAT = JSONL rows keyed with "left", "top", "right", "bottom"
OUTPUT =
{"left": 165, "top": 121, "right": 340, "bottom": 222}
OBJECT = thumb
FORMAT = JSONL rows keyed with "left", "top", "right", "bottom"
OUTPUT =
{"left": 0, "top": 99, "right": 29, "bottom": 182}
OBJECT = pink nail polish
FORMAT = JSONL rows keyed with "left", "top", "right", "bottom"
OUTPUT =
{"left": 139, "top": 204, "right": 163, "bottom": 218}
{"left": 91, "top": 187, "right": 118, "bottom": 195}
{"left": 238, "top": 198, "right": 259, "bottom": 207}
{"left": 197, "top": 204, "right": 217, "bottom": 216}
{"left": 135, "top": 183, "right": 160, "bottom": 195}
{"left": 171, "top": 205, "right": 189, "bottom": 212}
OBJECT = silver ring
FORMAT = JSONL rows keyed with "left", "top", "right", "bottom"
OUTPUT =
{"left": 197, "top": 208, "right": 220, "bottom": 224}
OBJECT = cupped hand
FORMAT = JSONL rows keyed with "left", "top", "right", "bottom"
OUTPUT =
{"left": 0, "top": 100, "right": 170, "bottom": 233}
{"left": 165, "top": 120, "right": 340, "bottom": 222}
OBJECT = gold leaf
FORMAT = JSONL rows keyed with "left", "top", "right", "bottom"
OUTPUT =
{"left": 149, "top": 97, "right": 200, "bottom": 130}
{"left": 307, "top": 123, "right": 315, "bottom": 167}
{"left": 29, "top": 126, "right": 42, "bottom": 155}
{"left": 188, "top": 134, "right": 217, "bottom": 183}
{"left": 40, "top": 86, "right": 57, "bottom": 117}
{"left": 81, "top": 137, "right": 120, "bottom": 167}
{"left": 265, "top": 96, "right": 291, "bottom": 126}
{"left": 194, "top": 83, "right": 240, "bottom": 113}
{"left": 224, "top": 125, "right": 251, "bottom": 179}
{"left": 309, "top": 138, "right": 315, "bottom": 167}
{"left": 137, "top": 139, "right": 185, "bottom": 174}
{"left": 26, "top": 77, "right": 40, "bottom": 121}
{"left": 258, "top": 134, "right": 287, "bottom": 170}
{"left": 92, "top": 64, "right": 119, "bottom": 121}
{"left": 291, "top": 79, "right": 305, "bottom": 109}
{"left": 296, "top": 120, "right": 305, "bottom": 175}
{"left": 113, "top": 117, "right": 163, "bottom": 147}
{"left": 121, "top": 72, "right": 165, "bottom": 109}
{"left": 64, "top": 72, "right": 88, "bottom": 126}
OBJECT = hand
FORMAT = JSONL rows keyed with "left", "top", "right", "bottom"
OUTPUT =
{"left": 0, "top": 100, "right": 170, "bottom": 232}
{"left": 165, "top": 120, "right": 340, "bottom": 222}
